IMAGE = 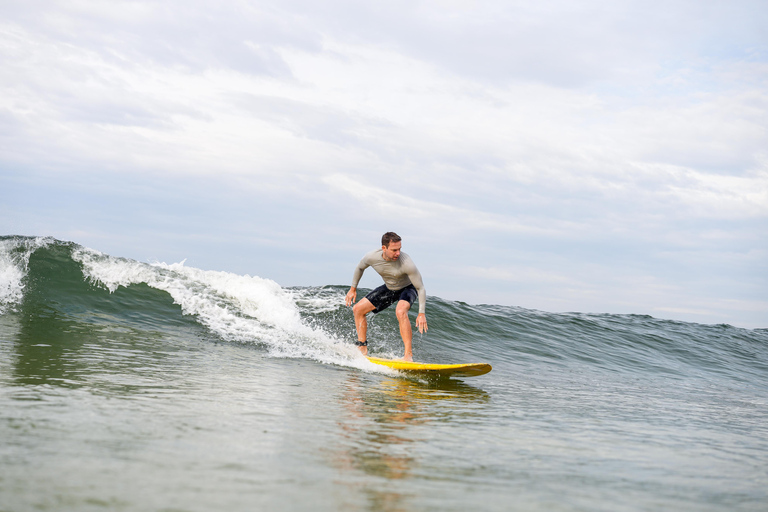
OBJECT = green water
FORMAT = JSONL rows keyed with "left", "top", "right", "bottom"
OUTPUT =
{"left": 1, "top": 237, "right": 767, "bottom": 511}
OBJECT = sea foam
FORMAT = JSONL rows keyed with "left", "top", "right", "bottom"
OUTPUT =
{"left": 72, "top": 246, "right": 373, "bottom": 369}
{"left": 0, "top": 237, "right": 52, "bottom": 313}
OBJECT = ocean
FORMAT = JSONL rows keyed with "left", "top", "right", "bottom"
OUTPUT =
{"left": 1, "top": 235, "right": 767, "bottom": 511}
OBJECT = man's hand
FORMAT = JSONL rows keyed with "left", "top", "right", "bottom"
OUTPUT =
{"left": 345, "top": 287, "right": 357, "bottom": 307}
{"left": 416, "top": 313, "right": 428, "bottom": 333}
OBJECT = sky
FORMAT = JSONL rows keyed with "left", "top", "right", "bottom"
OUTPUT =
{"left": 1, "top": 0, "right": 767, "bottom": 328}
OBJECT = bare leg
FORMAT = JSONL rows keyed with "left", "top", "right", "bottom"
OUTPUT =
{"left": 395, "top": 300, "right": 413, "bottom": 361}
{"left": 352, "top": 298, "right": 376, "bottom": 356}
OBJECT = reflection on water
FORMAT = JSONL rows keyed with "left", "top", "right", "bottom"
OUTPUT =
{"left": 7, "top": 305, "right": 194, "bottom": 397}
{"left": 331, "top": 373, "right": 490, "bottom": 511}
{"left": 11, "top": 309, "right": 90, "bottom": 387}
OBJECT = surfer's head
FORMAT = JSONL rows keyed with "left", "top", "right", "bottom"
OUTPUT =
{"left": 381, "top": 232, "right": 401, "bottom": 247}
{"left": 381, "top": 232, "right": 402, "bottom": 261}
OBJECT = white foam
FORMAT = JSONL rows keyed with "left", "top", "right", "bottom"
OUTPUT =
{"left": 72, "top": 247, "right": 384, "bottom": 372}
{"left": 291, "top": 286, "right": 348, "bottom": 314}
{"left": 0, "top": 237, "right": 52, "bottom": 313}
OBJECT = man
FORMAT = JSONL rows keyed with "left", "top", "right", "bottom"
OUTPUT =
{"left": 345, "top": 232, "right": 427, "bottom": 362}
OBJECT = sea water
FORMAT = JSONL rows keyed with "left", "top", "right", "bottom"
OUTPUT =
{"left": 1, "top": 236, "right": 767, "bottom": 511}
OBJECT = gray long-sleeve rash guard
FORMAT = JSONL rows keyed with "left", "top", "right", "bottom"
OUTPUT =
{"left": 351, "top": 249, "right": 426, "bottom": 314}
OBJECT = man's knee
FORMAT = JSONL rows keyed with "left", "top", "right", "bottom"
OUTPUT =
{"left": 354, "top": 299, "right": 375, "bottom": 317}
{"left": 395, "top": 301, "right": 411, "bottom": 320}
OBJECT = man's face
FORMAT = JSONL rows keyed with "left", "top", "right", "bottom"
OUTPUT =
{"left": 382, "top": 241, "right": 402, "bottom": 261}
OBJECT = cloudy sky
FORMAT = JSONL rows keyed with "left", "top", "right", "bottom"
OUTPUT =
{"left": 1, "top": 0, "right": 766, "bottom": 328}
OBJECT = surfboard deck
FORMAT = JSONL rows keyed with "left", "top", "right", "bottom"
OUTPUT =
{"left": 366, "top": 357, "right": 492, "bottom": 378}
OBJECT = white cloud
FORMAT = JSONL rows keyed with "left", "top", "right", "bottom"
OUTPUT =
{"left": 0, "top": 0, "right": 766, "bottom": 327}
{"left": 462, "top": 265, "right": 581, "bottom": 286}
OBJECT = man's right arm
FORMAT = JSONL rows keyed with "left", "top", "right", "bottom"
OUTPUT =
{"left": 350, "top": 258, "right": 368, "bottom": 289}
{"left": 345, "top": 287, "right": 357, "bottom": 306}
{"left": 346, "top": 256, "right": 370, "bottom": 306}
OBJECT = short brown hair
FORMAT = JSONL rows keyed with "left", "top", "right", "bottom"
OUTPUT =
{"left": 381, "top": 232, "right": 401, "bottom": 247}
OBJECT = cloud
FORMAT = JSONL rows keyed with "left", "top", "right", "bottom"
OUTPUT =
{"left": 323, "top": 172, "right": 592, "bottom": 239}
{"left": 273, "top": 0, "right": 767, "bottom": 87}
{"left": 463, "top": 265, "right": 581, "bottom": 287}
{"left": 0, "top": 0, "right": 766, "bottom": 327}
{"left": 0, "top": 0, "right": 319, "bottom": 74}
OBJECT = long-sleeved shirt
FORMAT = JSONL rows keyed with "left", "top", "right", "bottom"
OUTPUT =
{"left": 351, "top": 249, "right": 426, "bottom": 314}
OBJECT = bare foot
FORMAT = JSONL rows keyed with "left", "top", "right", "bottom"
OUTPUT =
{"left": 402, "top": 354, "right": 413, "bottom": 362}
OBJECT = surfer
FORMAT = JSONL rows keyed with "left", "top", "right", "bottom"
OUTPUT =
{"left": 345, "top": 232, "right": 427, "bottom": 362}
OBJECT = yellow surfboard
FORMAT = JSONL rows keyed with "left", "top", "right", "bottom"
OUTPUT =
{"left": 366, "top": 357, "right": 492, "bottom": 378}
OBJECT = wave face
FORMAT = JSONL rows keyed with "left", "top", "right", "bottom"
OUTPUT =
{"left": 0, "top": 236, "right": 369, "bottom": 369}
{"left": 2, "top": 235, "right": 766, "bottom": 385}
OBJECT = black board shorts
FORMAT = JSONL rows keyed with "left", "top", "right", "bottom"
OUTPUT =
{"left": 365, "top": 283, "right": 417, "bottom": 313}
